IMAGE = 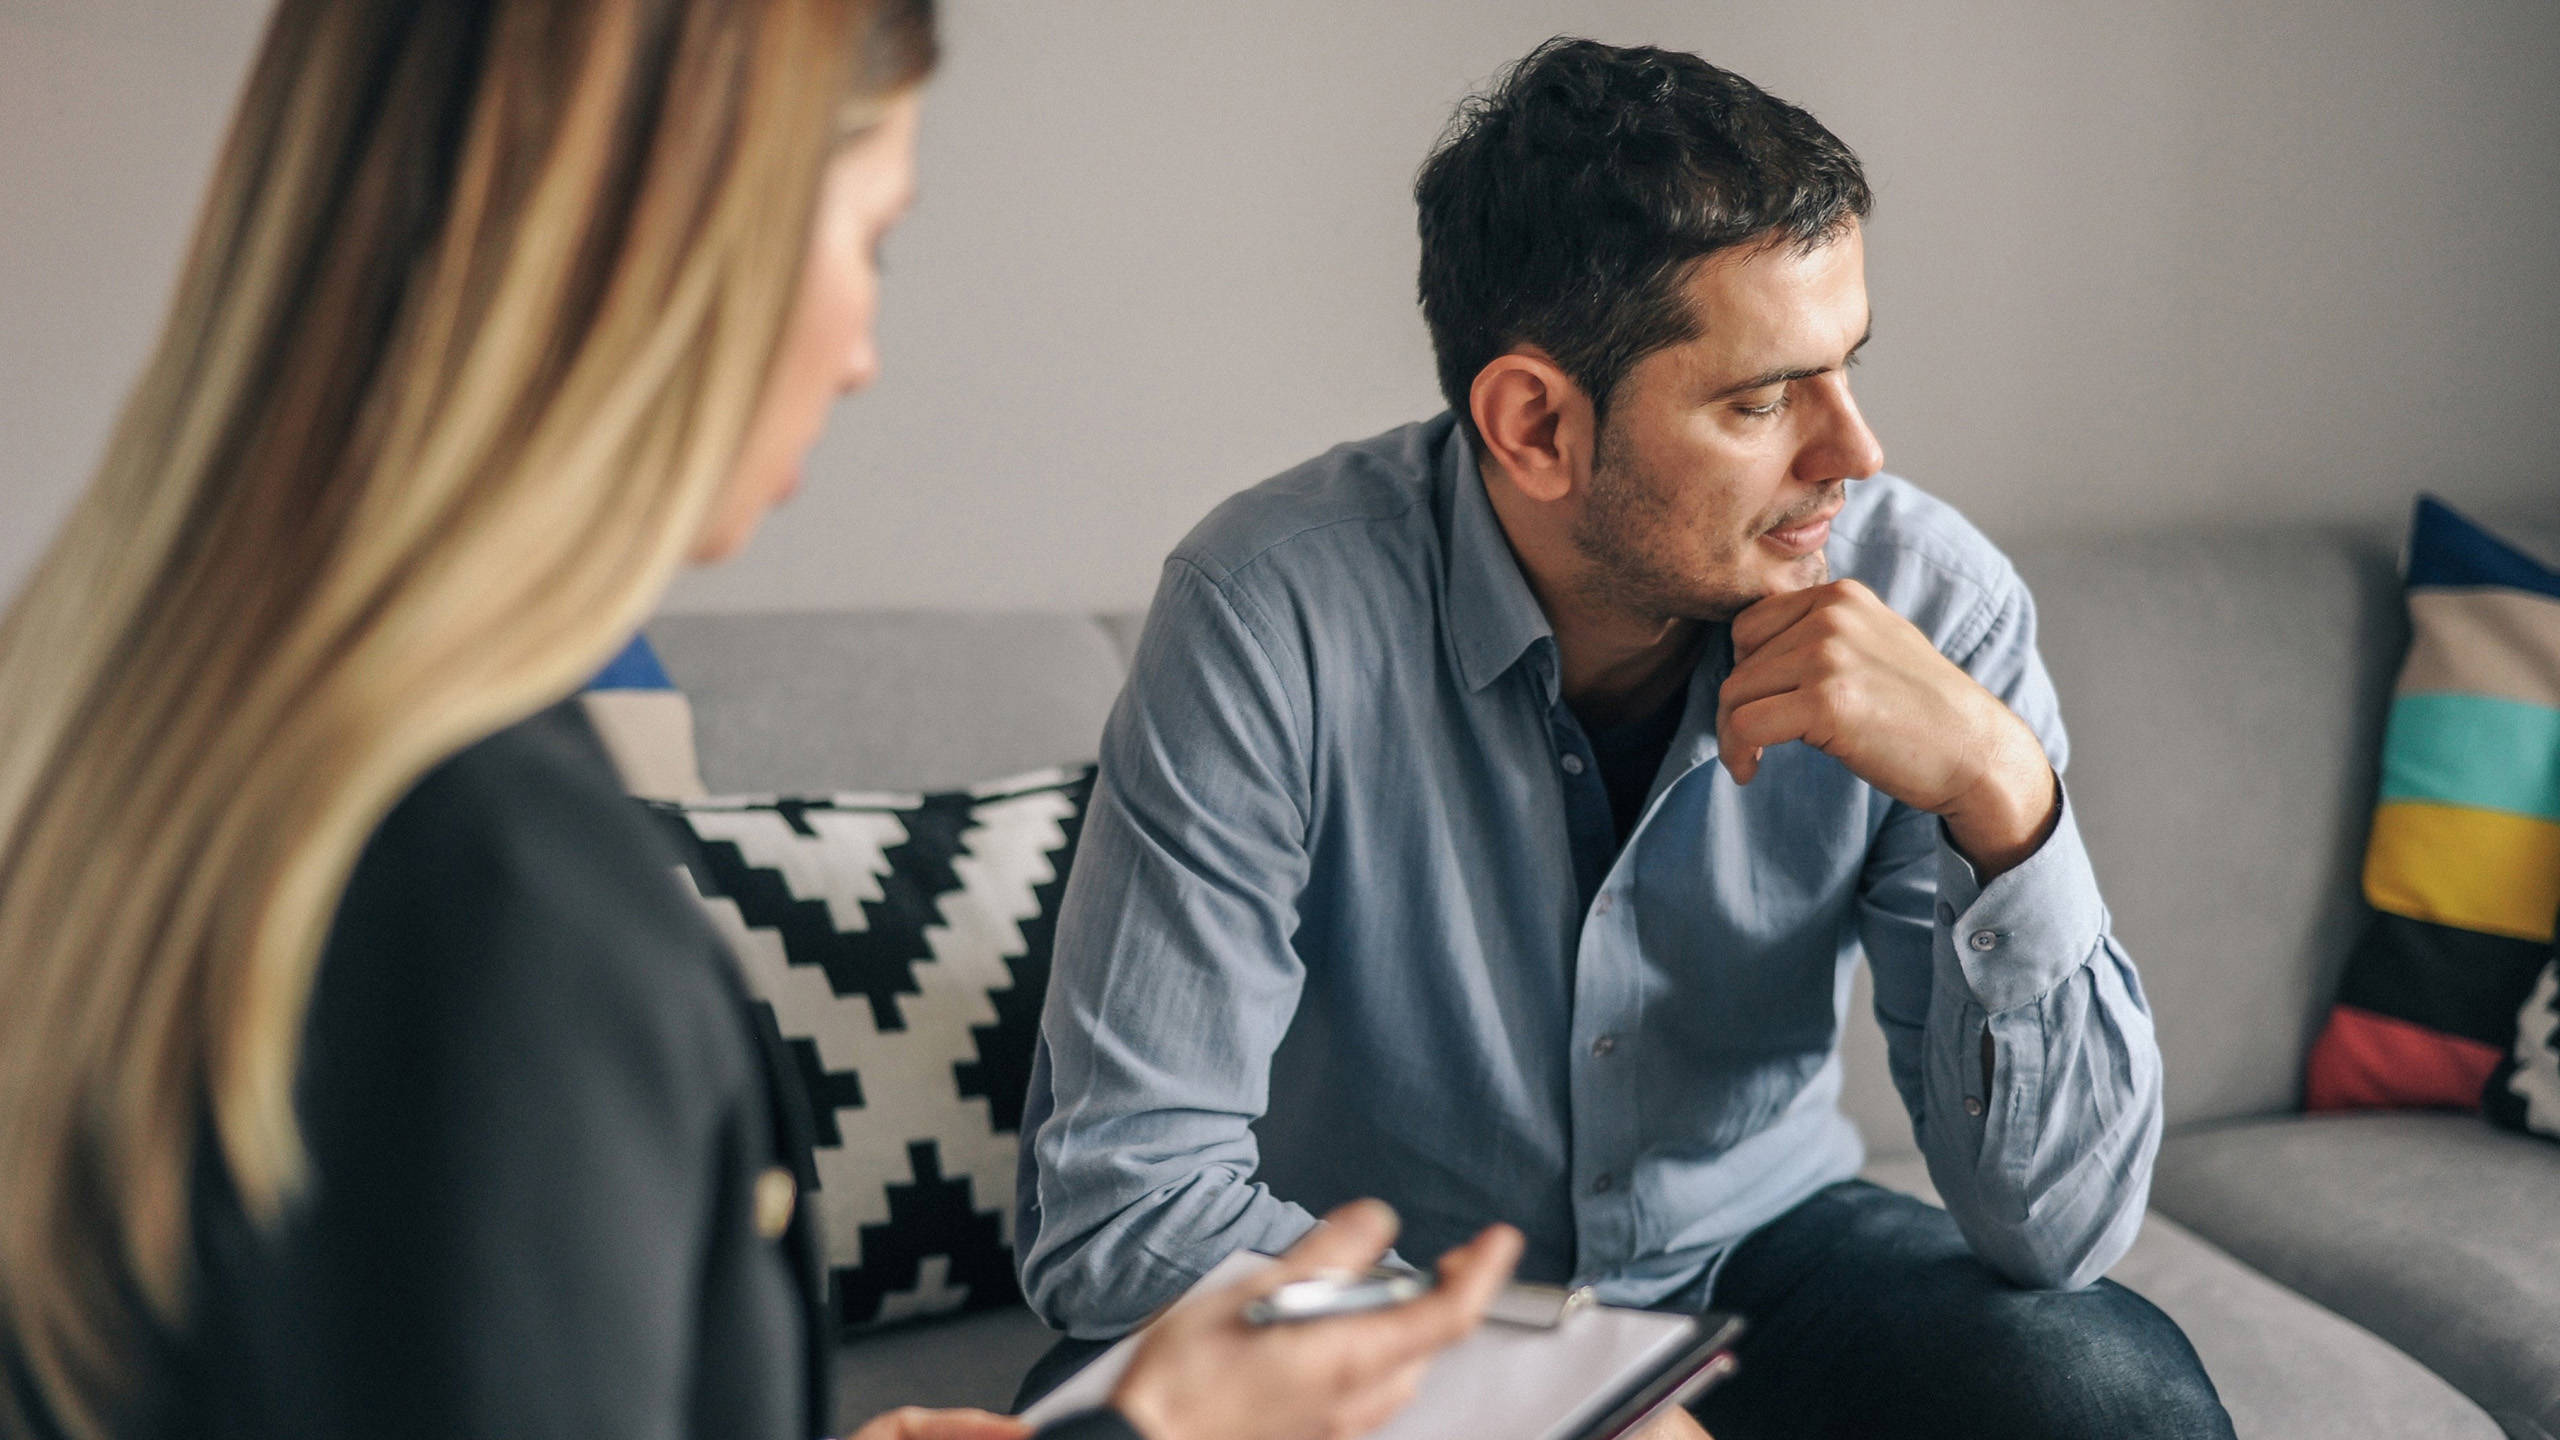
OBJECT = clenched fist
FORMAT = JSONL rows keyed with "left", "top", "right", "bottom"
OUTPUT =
{"left": 1717, "top": 579, "right": 2058, "bottom": 878}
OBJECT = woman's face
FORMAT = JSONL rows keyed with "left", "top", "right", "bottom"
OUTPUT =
{"left": 692, "top": 93, "right": 922, "bottom": 563}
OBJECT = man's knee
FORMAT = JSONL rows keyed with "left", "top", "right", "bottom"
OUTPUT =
{"left": 1962, "top": 1281, "right": 2232, "bottom": 1440}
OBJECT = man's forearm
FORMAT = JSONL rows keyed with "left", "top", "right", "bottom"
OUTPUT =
{"left": 1916, "top": 793, "right": 2162, "bottom": 1290}
{"left": 1017, "top": 1022, "right": 1325, "bottom": 1336}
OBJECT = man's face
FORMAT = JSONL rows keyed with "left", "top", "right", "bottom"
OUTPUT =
{"left": 1571, "top": 221, "right": 1884, "bottom": 622}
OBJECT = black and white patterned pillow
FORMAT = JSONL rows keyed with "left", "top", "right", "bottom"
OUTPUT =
{"left": 650, "top": 766, "right": 1091, "bottom": 1330}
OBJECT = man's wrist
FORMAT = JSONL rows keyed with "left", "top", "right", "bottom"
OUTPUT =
{"left": 1939, "top": 723, "right": 2061, "bottom": 881}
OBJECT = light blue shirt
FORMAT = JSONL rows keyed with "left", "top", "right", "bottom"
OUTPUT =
{"left": 1017, "top": 414, "right": 2161, "bottom": 1337}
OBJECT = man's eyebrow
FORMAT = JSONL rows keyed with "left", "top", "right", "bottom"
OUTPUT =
{"left": 1704, "top": 322, "right": 1873, "bottom": 402}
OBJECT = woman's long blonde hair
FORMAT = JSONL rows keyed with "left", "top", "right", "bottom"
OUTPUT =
{"left": 0, "top": 1, "right": 933, "bottom": 1433}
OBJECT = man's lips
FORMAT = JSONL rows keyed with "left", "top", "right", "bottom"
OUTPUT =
{"left": 1759, "top": 501, "right": 1843, "bottom": 557}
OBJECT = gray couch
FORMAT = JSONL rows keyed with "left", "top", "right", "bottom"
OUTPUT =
{"left": 649, "top": 519, "right": 2560, "bottom": 1440}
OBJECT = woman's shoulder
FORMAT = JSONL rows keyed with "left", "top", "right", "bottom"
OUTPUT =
{"left": 187, "top": 704, "right": 803, "bottom": 1439}
{"left": 313, "top": 701, "right": 750, "bottom": 1097}
{"left": 369, "top": 699, "right": 686, "bottom": 896}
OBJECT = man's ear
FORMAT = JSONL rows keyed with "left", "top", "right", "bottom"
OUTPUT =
{"left": 1468, "top": 350, "right": 1593, "bottom": 505}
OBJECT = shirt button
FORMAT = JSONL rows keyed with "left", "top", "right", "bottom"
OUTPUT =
{"left": 1560, "top": 753, "right": 1587, "bottom": 776}
{"left": 1592, "top": 1174, "right": 1616, "bottom": 1194}
{"left": 1968, "top": 929, "right": 2000, "bottom": 952}
{"left": 1963, "top": 1097, "right": 1985, "bottom": 1118}
{"left": 1591, "top": 1034, "right": 1618, "bottom": 1058}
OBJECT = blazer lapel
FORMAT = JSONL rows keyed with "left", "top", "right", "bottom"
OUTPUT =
{"left": 748, "top": 998, "right": 834, "bottom": 1436}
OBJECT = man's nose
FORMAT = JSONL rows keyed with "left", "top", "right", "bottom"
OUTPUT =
{"left": 1803, "top": 373, "right": 1884, "bottom": 483}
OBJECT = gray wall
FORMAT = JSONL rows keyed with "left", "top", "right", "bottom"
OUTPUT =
{"left": 5, "top": 0, "right": 2555, "bottom": 616}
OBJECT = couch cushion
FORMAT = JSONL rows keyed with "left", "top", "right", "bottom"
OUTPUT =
{"left": 649, "top": 611, "right": 1127, "bottom": 793}
{"left": 2000, "top": 529, "right": 2407, "bottom": 1126}
{"left": 2151, "top": 1112, "right": 2560, "bottom": 1440}
{"left": 1862, "top": 1154, "right": 2503, "bottom": 1440}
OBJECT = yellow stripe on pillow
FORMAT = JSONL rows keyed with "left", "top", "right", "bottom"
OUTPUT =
{"left": 2363, "top": 801, "right": 2560, "bottom": 942}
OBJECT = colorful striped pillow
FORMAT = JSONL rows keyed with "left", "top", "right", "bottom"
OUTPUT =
{"left": 581, "top": 632, "right": 709, "bottom": 800}
{"left": 2305, "top": 497, "right": 2560, "bottom": 1114}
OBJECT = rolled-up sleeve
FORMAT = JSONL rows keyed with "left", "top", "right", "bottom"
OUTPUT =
{"left": 1015, "top": 557, "right": 1324, "bottom": 1336}
{"left": 1857, "top": 569, "right": 2163, "bottom": 1292}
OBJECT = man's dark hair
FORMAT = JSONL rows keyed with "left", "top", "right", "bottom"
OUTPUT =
{"left": 1415, "top": 38, "right": 1871, "bottom": 444}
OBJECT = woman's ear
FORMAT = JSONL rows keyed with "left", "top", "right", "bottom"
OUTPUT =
{"left": 1468, "top": 350, "right": 1594, "bottom": 504}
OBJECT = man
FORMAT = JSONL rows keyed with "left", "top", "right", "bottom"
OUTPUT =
{"left": 1017, "top": 38, "right": 2231, "bottom": 1438}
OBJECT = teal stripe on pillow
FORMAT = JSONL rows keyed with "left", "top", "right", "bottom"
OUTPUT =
{"left": 2378, "top": 692, "right": 2560, "bottom": 821}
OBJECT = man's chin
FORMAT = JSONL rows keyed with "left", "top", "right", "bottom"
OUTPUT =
{"left": 1774, "top": 551, "right": 1831, "bottom": 594}
{"left": 1701, "top": 553, "right": 1828, "bottom": 620}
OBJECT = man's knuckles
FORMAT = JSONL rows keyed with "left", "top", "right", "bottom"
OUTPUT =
{"left": 1826, "top": 662, "right": 1870, "bottom": 702}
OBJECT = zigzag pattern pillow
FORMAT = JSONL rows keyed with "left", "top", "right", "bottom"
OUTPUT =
{"left": 652, "top": 766, "right": 1092, "bottom": 1330}
{"left": 2306, "top": 498, "right": 2560, "bottom": 1113}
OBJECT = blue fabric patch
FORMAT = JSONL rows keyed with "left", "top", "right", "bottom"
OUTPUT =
{"left": 2406, "top": 495, "right": 2560, "bottom": 599}
{"left": 588, "top": 633, "right": 674, "bottom": 690}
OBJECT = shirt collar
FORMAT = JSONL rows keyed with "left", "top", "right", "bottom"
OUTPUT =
{"left": 1437, "top": 418, "right": 1557, "bottom": 694}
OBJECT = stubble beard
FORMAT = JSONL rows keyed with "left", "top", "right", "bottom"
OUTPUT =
{"left": 1571, "top": 445, "right": 1828, "bottom": 626}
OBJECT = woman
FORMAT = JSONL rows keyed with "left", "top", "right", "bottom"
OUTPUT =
{"left": 0, "top": 2, "right": 1522, "bottom": 1437}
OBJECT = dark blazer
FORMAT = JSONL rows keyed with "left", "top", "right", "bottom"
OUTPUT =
{"left": 10, "top": 703, "right": 1140, "bottom": 1440}
{"left": 163, "top": 702, "right": 828, "bottom": 1440}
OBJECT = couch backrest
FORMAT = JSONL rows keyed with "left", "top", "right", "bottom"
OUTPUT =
{"left": 658, "top": 519, "right": 2555, "bottom": 1147}
{"left": 648, "top": 610, "right": 1128, "bottom": 794}
{"left": 2019, "top": 528, "right": 2409, "bottom": 1126}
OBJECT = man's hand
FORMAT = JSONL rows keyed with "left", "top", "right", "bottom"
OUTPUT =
{"left": 1718, "top": 580, "right": 2059, "bottom": 878}
{"left": 1631, "top": 1404, "right": 1715, "bottom": 1439}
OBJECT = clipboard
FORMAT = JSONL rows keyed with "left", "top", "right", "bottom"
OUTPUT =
{"left": 1018, "top": 1251, "right": 1745, "bottom": 1440}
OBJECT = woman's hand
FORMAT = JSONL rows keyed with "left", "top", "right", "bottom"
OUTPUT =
{"left": 1632, "top": 1404, "right": 1715, "bottom": 1439}
{"left": 844, "top": 1406, "right": 1031, "bottom": 1440}
{"left": 1107, "top": 1199, "right": 1525, "bottom": 1440}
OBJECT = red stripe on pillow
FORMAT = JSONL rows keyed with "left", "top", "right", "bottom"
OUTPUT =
{"left": 2305, "top": 1004, "right": 2505, "bottom": 1112}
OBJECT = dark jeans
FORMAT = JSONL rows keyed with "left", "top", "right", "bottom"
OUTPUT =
{"left": 1017, "top": 1180, "right": 2235, "bottom": 1440}
{"left": 1692, "top": 1180, "right": 2233, "bottom": 1440}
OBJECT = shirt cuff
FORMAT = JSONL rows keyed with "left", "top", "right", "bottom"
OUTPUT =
{"left": 1934, "top": 780, "right": 2105, "bottom": 1014}
{"left": 1037, "top": 1407, "right": 1148, "bottom": 1440}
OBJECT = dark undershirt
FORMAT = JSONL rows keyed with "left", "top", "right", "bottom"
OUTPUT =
{"left": 1582, "top": 678, "right": 1692, "bottom": 850}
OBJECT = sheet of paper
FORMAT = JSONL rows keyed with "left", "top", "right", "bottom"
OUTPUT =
{"left": 1018, "top": 1252, "right": 1701, "bottom": 1440}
